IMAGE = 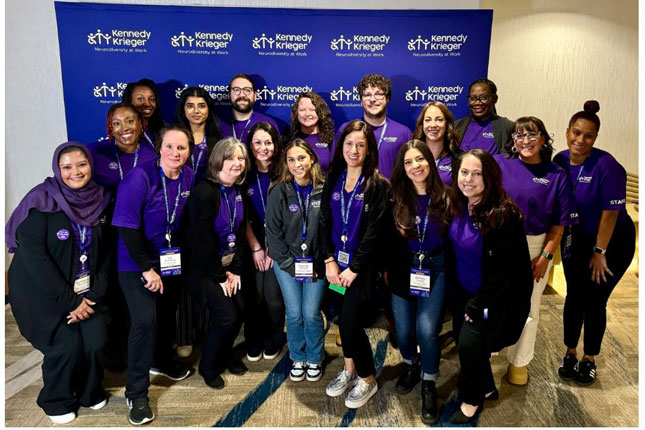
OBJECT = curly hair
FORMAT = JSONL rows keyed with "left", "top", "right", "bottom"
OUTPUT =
{"left": 356, "top": 74, "right": 392, "bottom": 102}
{"left": 286, "top": 92, "right": 335, "bottom": 147}
{"left": 411, "top": 101, "right": 461, "bottom": 157}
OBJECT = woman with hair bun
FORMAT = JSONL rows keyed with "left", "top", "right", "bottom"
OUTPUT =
{"left": 553, "top": 101, "right": 635, "bottom": 385}
{"left": 122, "top": 78, "right": 165, "bottom": 148}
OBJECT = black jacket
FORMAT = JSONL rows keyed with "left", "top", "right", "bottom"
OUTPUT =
{"left": 185, "top": 179, "right": 247, "bottom": 305}
{"left": 454, "top": 114, "right": 515, "bottom": 154}
{"left": 8, "top": 209, "right": 111, "bottom": 345}
{"left": 265, "top": 181, "right": 325, "bottom": 278}
{"left": 448, "top": 214, "right": 534, "bottom": 352}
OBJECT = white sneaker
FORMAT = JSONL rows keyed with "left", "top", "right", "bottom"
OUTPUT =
{"left": 290, "top": 361, "right": 306, "bottom": 381}
{"left": 48, "top": 412, "right": 76, "bottom": 424}
{"left": 345, "top": 378, "right": 378, "bottom": 409}
{"left": 90, "top": 398, "right": 107, "bottom": 410}
{"left": 306, "top": 363, "right": 323, "bottom": 382}
{"left": 326, "top": 369, "right": 358, "bottom": 397}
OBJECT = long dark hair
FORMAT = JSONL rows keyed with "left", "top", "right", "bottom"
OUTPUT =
{"left": 330, "top": 120, "right": 379, "bottom": 180}
{"left": 411, "top": 101, "right": 461, "bottom": 157}
{"left": 286, "top": 92, "right": 335, "bottom": 146}
{"left": 122, "top": 78, "right": 164, "bottom": 136}
{"left": 246, "top": 121, "right": 282, "bottom": 181}
{"left": 504, "top": 116, "right": 554, "bottom": 162}
{"left": 391, "top": 140, "right": 449, "bottom": 237}
{"left": 174, "top": 86, "right": 222, "bottom": 157}
{"left": 449, "top": 149, "right": 522, "bottom": 235}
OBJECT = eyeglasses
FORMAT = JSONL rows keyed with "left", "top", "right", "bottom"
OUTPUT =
{"left": 362, "top": 92, "right": 386, "bottom": 100}
{"left": 231, "top": 87, "right": 254, "bottom": 96}
{"left": 512, "top": 132, "right": 541, "bottom": 142}
{"left": 467, "top": 94, "right": 493, "bottom": 103}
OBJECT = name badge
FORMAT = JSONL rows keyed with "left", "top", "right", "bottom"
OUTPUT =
{"left": 410, "top": 268, "right": 431, "bottom": 297}
{"left": 335, "top": 248, "right": 353, "bottom": 269}
{"left": 563, "top": 232, "right": 573, "bottom": 259}
{"left": 160, "top": 247, "right": 181, "bottom": 277}
{"left": 294, "top": 257, "right": 314, "bottom": 282}
{"left": 329, "top": 283, "right": 346, "bottom": 295}
{"left": 74, "top": 270, "right": 91, "bottom": 295}
{"left": 221, "top": 250, "right": 235, "bottom": 267}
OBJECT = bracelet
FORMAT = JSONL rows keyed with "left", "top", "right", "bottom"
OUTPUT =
{"left": 252, "top": 248, "right": 263, "bottom": 253}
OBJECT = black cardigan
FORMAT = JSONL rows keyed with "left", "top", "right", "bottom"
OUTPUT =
{"left": 8, "top": 209, "right": 111, "bottom": 346}
{"left": 454, "top": 114, "right": 515, "bottom": 154}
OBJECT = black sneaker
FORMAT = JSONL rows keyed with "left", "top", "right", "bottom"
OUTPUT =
{"left": 149, "top": 362, "right": 191, "bottom": 381}
{"left": 421, "top": 380, "right": 439, "bottom": 425}
{"left": 227, "top": 357, "right": 248, "bottom": 375}
{"left": 558, "top": 354, "right": 578, "bottom": 380}
{"left": 127, "top": 397, "right": 154, "bottom": 425}
{"left": 394, "top": 362, "right": 421, "bottom": 394}
{"left": 575, "top": 359, "right": 597, "bottom": 385}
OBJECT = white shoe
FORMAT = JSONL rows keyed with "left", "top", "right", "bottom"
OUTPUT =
{"left": 48, "top": 412, "right": 76, "bottom": 424}
{"left": 326, "top": 369, "right": 358, "bottom": 397}
{"left": 345, "top": 378, "right": 378, "bottom": 409}
{"left": 290, "top": 361, "right": 306, "bottom": 381}
{"left": 90, "top": 398, "right": 107, "bottom": 410}
{"left": 306, "top": 363, "right": 323, "bottom": 382}
{"left": 176, "top": 345, "right": 193, "bottom": 358}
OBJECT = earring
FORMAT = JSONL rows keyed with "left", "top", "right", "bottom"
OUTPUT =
{"left": 511, "top": 146, "right": 518, "bottom": 154}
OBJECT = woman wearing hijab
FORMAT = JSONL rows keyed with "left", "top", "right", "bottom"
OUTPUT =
{"left": 6, "top": 142, "right": 112, "bottom": 424}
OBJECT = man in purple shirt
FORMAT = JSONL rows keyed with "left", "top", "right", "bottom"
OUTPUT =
{"left": 219, "top": 73, "right": 280, "bottom": 143}
{"left": 333, "top": 74, "right": 412, "bottom": 180}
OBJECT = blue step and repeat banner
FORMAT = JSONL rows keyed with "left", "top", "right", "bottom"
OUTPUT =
{"left": 54, "top": 2, "right": 492, "bottom": 143}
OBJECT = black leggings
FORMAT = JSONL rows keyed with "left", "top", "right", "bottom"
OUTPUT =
{"left": 562, "top": 218, "right": 635, "bottom": 356}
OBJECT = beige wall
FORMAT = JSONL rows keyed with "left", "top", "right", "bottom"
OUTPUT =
{"left": 483, "top": 0, "right": 638, "bottom": 173}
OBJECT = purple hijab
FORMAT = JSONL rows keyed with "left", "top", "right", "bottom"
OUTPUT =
{"left": 5, "top": 142, "right": 111, "bottom": 253}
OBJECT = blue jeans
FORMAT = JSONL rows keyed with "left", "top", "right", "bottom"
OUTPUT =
{"left": 273, "top": 263, "right": 326, "bottom": 364}
{"left": 391, "top": 252, "right": 446, "bottom": 381}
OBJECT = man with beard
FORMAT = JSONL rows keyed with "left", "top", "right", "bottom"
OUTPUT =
{"left": 219, "top": 73, "right": 280, "bottom": 143}
{"left": 332, "top": 74, "right": 411, "bottom": 180}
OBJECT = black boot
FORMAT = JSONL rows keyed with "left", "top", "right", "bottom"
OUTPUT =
{"left": 421, "top": 380, "right": 439, "bottom": 425}
{"left": 394, "top": 362, "right": 421, "bottom": 394}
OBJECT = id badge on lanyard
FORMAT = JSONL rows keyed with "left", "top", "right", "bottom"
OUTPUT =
{"left": 72, "top": 223, "right": 91, "bottom": 295}
{"left": 410, "top": 268, "right": 431, "bottom": 297}
{"left": 294, "top": 182, "right": 314, "bottom": 281}
{"left": 563, "top": 165, "right": 584, "bottom": 260}
{"left": 160, "top": 168, "right": 182, "bottom": 276}
{"left": 221, "top": 187, "right": 239, "bottom": 267}
{"left": 294, "top": 256, "right": 314, "bottom": 282}
{"left": 74, "top": 270, "right": 91, "bottom": 295}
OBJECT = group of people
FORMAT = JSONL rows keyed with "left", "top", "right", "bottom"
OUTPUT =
{"left": 5, "top": 72, "right": 635, "bottom": 426}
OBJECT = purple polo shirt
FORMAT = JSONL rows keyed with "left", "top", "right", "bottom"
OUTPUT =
{"left": 112, "top": 160, "right": 195, "bottom": 271}
{"left": 460, "top": 119, "right": 497, "bottom": 154}
{"left": 189, "top": 139, "right": 209, "bottom": 185}
{"left": 87, "top": 138, "right": 158, "bottom": 192}
{"left": 333, "top": 117, "right": 412, "bottom": 180}
{"left": 449, "top": 211, "right": 483, "bottom": 294}
{"left": 554, "top": 149, "right": 628, "bottom": 235}
{"left": 245, "top": 167, "right": 271, "bottom": 222}
{"left": 408, "top": 194, "right": 443, "bottom": 253}
{"left": 299, "top": 131, "right": 332, "bottom": 172}
{"left": 330, "top": 173, "right": 365, "bottom": 251}
{"left": 215, "top": 185, "right": 244, "bottom": 257}
{"left": 435, "top": 155, "right": 453, "bottom": 186}
{"left": 218, "top": 111, "right": 280, "bottom": 144}
{"left": 495, "top": 155, "right": 576, "bottom": 235}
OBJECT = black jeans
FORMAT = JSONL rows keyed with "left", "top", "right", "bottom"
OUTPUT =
{"left": 32, "top": 313, "right": 106, "bottom": 416}
{"left": 199, "top": 281, "right": 245, "bottom": 381}
{"left": 242, "top": 262, "right": 285, "bottom": 354}
{"left": 119, "top": 271, "right": 181, "bottom": 400}
{"left": 562, "top": 219, "right": 635, "bottom": 355}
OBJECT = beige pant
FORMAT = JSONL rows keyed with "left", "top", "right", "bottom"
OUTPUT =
{"left": 506, "top": 233, "right": 551, "bottom": 367}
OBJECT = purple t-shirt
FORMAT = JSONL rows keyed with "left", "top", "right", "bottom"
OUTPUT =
{"left": 333, "top": 117, "right": 412, "bottom": 180}
{"left": 435, "top": 155, "right": 453, "bottom": 186}
{"left": 408, "top": 194, "right": 443, "bottom": 253}
{"left": 87, "top": 138, "right": 159, "bottom": 192}
{"left": 189, "top": 139, "right": 209, "bottom": 185}
{"left": 219, "top": 111, "right": 280, "bottom": 144}
{"left": 460, "top": 119, "right": 498, "bottom": 154}
{"left": 215, "top": 185, "right": 244, "bottom": 257}
{"left": 245, "top": 167, "right": 270, "bottom": 222}
{"left": 330, "top": 173, "right": 365, "bottom": 251}
{"left": 299, "top": 132, "right": 332, "bottom": 172}
{"left": 495, "top": 155, "right": 576, "bottom": 235}
{"left": 554, "top": 149, "right": 628, "bottom": 235}
{"left": 112, "top": 160, "right": 195, "bottom": 271}
{"left": 449, "top": 211, "right": 483, "bottom": 294}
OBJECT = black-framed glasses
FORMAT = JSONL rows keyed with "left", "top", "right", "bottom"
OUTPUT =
{"left": 467, "top": 94, "right": 493, "bottom": 103}
{"left": 362, "top": 92, "right": 386, "bottom": 100}
{"left": 512, "top": 132, "right": 541, "bottom": 142}
{"left": 231, "top": 87, "right": 253, "bottom": 96}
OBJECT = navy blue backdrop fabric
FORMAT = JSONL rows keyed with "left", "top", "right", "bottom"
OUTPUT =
{"left": 54, "top": 2, "right": 492, "bottom": 143}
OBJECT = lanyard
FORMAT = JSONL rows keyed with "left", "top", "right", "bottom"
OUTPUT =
{"left": 293, "top": 181, "right": 312, "bottom": 249}
{"left": 221, "top": 185, "right": 238, "bottom": 234}
{"left": 256, "top": 172, "right": 268, "bottom": 216}
{"left": 340, "top": 171, "right": 363, "bottom": 242}
{"left": 416, "top": 204, "right": 430, "bottom": 252}
{"left": 114, "top": 140, "right": 140, "bottom": 180}
{"left": 376, "top": 120, "right": 388, "bottom": 150}
{"left": 572, "top": 164, "right": 585, "bottom": 195}
{"left": 232, "top": 113, "right": 253, "bottom": 142}
{"left": 143, "top": 130, "right": 155, "bottom": 149}
{"left": 160, "top": 167, "right": 182, "bottom": 247}
{"left": 191, "top": 136, "right": 207, "bottom": 171}
{"left": 71, "top": 222, "right": 92, "bottom": 270}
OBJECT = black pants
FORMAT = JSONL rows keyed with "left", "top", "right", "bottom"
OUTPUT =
{"left": 100, "top": 257, "right": 129, "bottom": 369}
{"left": 562, "top": 219, "right": 635, "bottom": 355}
{"left": 339, "top": 269, "right": 377, "bottom": 378}
{"left": 199, "top": 281, "right": 245, "bottom": 381}
{"left": 119, "top": 271, "right": 181, "bottom": 400}
{"left": 242, "top": 263, "right": 285, "bottom": 354}
{"left": 32, "top": 313, "right": 106, "bottom": 416}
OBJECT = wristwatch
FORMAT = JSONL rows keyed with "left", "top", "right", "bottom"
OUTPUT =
{"left": 541, "top": 250, "right": 554, "bottom": 260}
{"left": 594, "top": 246, "right": 607, "bottom": 255}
